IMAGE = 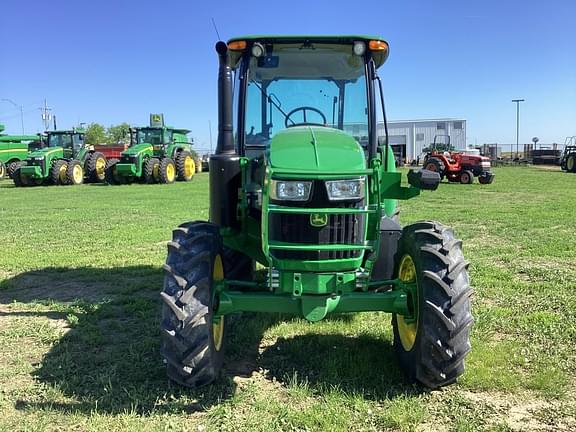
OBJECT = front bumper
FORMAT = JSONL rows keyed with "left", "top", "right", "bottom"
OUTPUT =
{"left": 20, "top": 166, "right": 42, "bottom": 178}
{"left": 116, "top": 163, "right": 137, "bottom": 176}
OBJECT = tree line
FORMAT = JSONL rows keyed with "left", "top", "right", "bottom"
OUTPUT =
{"left": 84, "top": 123, "right": 131, "bottom": 145}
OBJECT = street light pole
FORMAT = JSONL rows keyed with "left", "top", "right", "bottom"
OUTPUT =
{"left": 512, "top": 99, "right": 525, "bottom": 160}
{"left": 0, "top": 98, "right": 25, "bottom": 134}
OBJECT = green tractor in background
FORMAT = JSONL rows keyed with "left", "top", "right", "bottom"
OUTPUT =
{"left": 0, "top": 124, "right": 43, "bottom": 180}
{"left": 106, "top": 114, "right": 196, "bottom": 184}
{"left": 12, "top": 128, "right": 107, "bottom": 187}
{"left": 161, "top": 36, "right": 473, "bottom": 389}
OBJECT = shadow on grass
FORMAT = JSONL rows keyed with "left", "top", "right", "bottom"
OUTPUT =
{"left": 1, "top": 267, "right": 420, "bottom": 416}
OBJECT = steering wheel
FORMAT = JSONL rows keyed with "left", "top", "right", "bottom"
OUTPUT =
{"left": 284, "top": 106, "right": 327, "bottom": 128}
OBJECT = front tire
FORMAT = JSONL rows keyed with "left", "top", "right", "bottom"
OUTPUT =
{"left": 176, "top": 151, "right": 195, "bottom": 181}
{"left": 105, "top": 158, "right": 125, "bottom": 185}
{"left": 459, "top": 170, "right": 473, "bottom": 184}
{"left": 567, "top": 155, "right": 576, "bottom": 173}
{"left": 144, "top": 157, "right": 160, "bottom": 183}
{"left": 161, "top": 221, "right": 226, "bottom": 387}
{"left": 86, "top": 152, "right": 107, "bottom": 183}
{"left": 51, "top": 159, "right": 68, "bottom": 185}
{"left": 392, "top": 221, "right": 473, "bottom": 389}
{"left": 66, "top": 160, "right": 84, "bottom": 185}
{"left": 159, "top": 157, "right": 176, "bottom": 184}
{"left": 0, "top": 161, "right": 6, "bottom": 180}
{"left": 7, "top": 161, "right": 23, "bottom": 179}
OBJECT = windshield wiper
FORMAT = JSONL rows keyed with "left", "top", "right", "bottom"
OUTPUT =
{"left": 250, "top": 80, "right": 295, "bottom": 126}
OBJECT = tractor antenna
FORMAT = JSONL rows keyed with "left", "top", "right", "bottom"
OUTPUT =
{"left": 211, "top": 17, "right": 221, "bottom": 41}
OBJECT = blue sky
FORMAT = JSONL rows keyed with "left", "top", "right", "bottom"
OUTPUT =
{"left": 1, "top": 0, "right": 574, "bottom": 151}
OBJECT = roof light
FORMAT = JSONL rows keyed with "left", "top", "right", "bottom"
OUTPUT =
{"left": 228, "top": 40, "right": 247, "bottom": 51}
{"left": 353, "top": 41, "right": 366, "bottom": 56}
{"left": 368, "top": 40, "right": 389, "bottom": 52}
{"left": 251, "top": 43, "right": 265, "bottom": 58}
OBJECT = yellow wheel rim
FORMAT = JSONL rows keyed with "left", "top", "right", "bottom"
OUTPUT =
{"left": 59, "top": 164, "right": 67, "bottom": 183}
{"left": 0, "top": 164, "right": 4, "bottom": 177}
{"left": 153, "top": 163, "right": 160, "bottom": 180}
{"left": 396, "top": 255, "right": 418, "bottom": 351}
{"left": 96, "top": 157, "right": 106, "bottom": 178}
{"left": 166, "top": 163, "right": 175, "bottom": 182}
{"left": 73, "top": 164, "right": 83, "bottom": 184}
{"left": 184, "top": 156, "right": 195, "bottom": 179}
{"left": 568, "top": 156, "right": 575, "bottom": 171}
{"left": 212, "top": 254, "right": 224, "bottom": 351}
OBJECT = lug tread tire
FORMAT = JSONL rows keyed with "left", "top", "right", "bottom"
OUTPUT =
{"left": 12, "top": 166, "right": 29, "bottom": 187}
{"left": 392, "top": 221, "right": 473, "bottom": 389}
{"left": 65, "top": 160, "right": 84, "bottom": 185}
{"left": 7, "top": 161, "right": 24, "bottom": 179}
{"left": 50, "top": 159, "right": 68, "bottom": 185}
{"left": 160, "top": 221, "right": 224, "bottom": 388}
{"left": 85, "top": 152, "right": 106, "bottom": 183}
{"left": 460, "top": 170, "right": 474, "bottom": 184}
{"left": 144, "top": 157, "right": 160, "bottom": 184}
{"left": 176, "top": 151, "right": 194, "bottom": 181}
{"left": 424, "top": 158, "right": 445, "bottom": 178}
{"left": 159, "top": 158, "right": 176, "bottom": 184}
{"left": 104, "top": 158, "right": 124, "bottom": 185}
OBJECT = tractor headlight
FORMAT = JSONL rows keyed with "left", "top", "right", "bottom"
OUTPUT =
{"left": 270, "top": 180, "right": 312, "bottom": 201}
{"left": 325, "top": 178, "right": 365, "bottom": 201}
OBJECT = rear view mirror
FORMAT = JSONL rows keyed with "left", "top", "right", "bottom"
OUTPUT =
{"left": 407, "top": 168, "right": 440, "bottom": 191}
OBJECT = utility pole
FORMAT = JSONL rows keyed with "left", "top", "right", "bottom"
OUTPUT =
{"left": 512, "top": 99, "right": 525, "bottom": 160}
{"left": 40, "top": 99, "right": 52, "bottom": 131}
{"left": 0, "top": 99, "right": 24, "bottom": 134}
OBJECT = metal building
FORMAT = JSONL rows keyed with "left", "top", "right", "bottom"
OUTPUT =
{"left": 385, "top": 118, "right": 467, "bottom": 163}
{"left": 344, "top": 118, "right": 467, "bottom": 163}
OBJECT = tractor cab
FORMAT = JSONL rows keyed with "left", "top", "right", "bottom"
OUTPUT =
{"left": 46, "top": 130, "right": 85, "bottom": 158}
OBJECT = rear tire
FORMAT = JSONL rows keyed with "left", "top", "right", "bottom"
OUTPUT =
{"left": 159, "top": 157, "right": 176, "bottom": 184}
{"left": 176, "top": 151, "right": 195, "bottom": 181}
{"left": 161, "top": 221, "right": 226, "bottom": 387}
{"left": 66, "top": 160, "right": 84, "bottom": 185}
{"left": 144, "top": 157, "right": 160, "bottom": 184}
{"left": 459, "top": 170, "right": 473, "bottom": 184}
{"left": 50, "top": 159, "right": 68, "bottom": 185}
{"left": 424, "top": 158, "right": 445, "bottom": 179}
{"left": 85, "top": 152, "right": 107, "bottom": 183}
{"left": 392, "top": 221, "right": 473, "bottom": 389}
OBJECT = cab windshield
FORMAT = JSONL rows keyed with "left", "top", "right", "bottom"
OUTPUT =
{"left": 136, "top": 128, "right": 172, "bottom": 145}
{"left": 242, "top": 42, "right": 368, "bottom": 147}
{"left": 48, "top": 133, "right": 82, "bottom": 150}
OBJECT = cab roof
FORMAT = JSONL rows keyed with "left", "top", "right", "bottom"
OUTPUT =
{"left": 227, "top": 35, "right": 389, "bottom": 68}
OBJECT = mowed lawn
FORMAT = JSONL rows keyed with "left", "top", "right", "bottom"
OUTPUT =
{"left": 0, "top": 167, "right": 575, "bottom": 432}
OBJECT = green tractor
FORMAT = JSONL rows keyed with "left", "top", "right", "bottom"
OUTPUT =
{"left": 161, "top": 36, "right": 473, "bottom": 389}
{"left": 106, "top": 114, "right": 196, "bottom": 184}
{"left": 0, "top": 124, "right": 42, "bottom": 180}
{"left": 12, "top": 128, "right": 107, "bottom": 187}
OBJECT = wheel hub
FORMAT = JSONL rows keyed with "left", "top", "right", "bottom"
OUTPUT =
{"left": 396, "top": 254, "right": 419, "bottom": 351}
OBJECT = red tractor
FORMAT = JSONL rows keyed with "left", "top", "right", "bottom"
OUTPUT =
{"left": 423, "top": 135, "right": 494, "bottom": 184}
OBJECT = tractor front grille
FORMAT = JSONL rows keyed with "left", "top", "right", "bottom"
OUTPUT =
{"left": 269, "top": 180, "right": 366, "bottom": 261}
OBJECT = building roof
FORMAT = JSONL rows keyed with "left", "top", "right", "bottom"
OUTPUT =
{"left": 388, "top": 118, "right": 466, "bottom": 124}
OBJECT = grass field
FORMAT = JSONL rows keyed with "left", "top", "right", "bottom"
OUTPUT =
{"left": 1, "top": 167, "right": 575, "bottom": 431}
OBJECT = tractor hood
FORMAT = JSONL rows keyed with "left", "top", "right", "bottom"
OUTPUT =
{"left": 122, "top": 143, "right": 153, "bottom": 157}
{"left": 268, "top": 127, "right": 365, "bottom": 172}
{"left": 27, "top": 147, "right": 63, "bottom": 160}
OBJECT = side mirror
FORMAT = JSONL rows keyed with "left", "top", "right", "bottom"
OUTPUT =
{"left": 407, "top": 168, "right": 440, "bottom": 191}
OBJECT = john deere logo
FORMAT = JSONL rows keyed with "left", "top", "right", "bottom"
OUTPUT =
{"left": 152, "top": 115, "right": 161, "bottom": 122}
{"left": 310, "top": 213, "right": 328, "bottom": 227}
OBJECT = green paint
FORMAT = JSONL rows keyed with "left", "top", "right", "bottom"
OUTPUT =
{"left": 207, "top": 35, "right": 426, "bottom": 321}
